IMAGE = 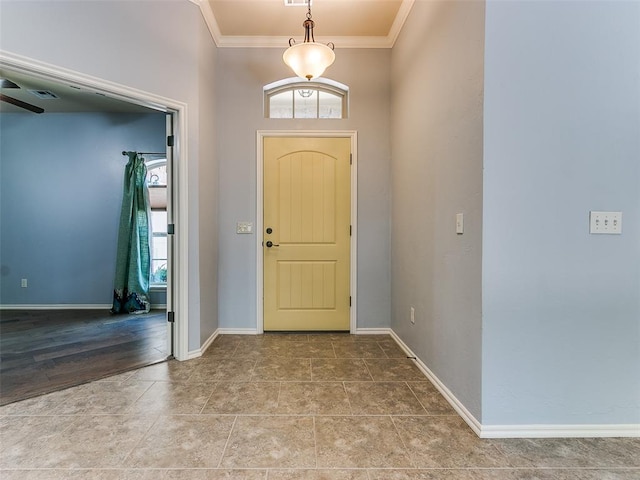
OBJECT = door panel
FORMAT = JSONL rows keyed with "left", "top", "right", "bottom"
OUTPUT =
{"left": 264, "top": 137, "right": 350, "bottom": 331}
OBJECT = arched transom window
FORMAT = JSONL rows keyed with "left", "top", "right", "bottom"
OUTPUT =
{"left": 264, "top": 77, "right": 349, "bottom": 119}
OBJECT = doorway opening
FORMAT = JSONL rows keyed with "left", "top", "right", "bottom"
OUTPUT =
{"left": 0, "top": 53, "right": 189, "bottom": 403}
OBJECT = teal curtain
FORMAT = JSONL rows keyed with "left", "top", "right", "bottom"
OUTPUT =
{"left": 111, "top": 152, "right": 152, "bottom": 314}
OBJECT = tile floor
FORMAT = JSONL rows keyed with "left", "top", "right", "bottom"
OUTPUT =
{"left": 1, "top": 333, "right": 638, "bottom": 479}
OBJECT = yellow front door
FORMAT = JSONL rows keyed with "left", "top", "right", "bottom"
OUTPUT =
{"left": 263, "top": 137, "right": 351, "bottom": 331}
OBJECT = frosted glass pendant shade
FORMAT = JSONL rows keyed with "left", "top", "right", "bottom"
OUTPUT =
{"left": 283, "top": 42, "right": 335, "bottom": 80}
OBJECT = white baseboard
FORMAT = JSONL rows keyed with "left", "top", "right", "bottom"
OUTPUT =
{"left": 0, "top": 304, "right": 112, "bottom": 310}
{"left": 355, "top": 327, "right": 393, "bottom": 335}
{"left": 217, "top": 328, "right": 259, "bottom": 335}
{"left": 188, "top": 328, "right": 259, "bottom": 359}
{"left": 481, "top": 424, "right": 640, "bottom": 438}
{"left": 0, "top": 304, "right": 167, "bottom": 310}
{"left": 388, "top": 330, "right": 640, "bottom": 439}
{"left": 388, "top": 330, "right": 483, "bottom": 436}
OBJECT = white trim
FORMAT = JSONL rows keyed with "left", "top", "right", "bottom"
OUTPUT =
{"left": 389, "top": 330, "right": 483, "bottom": 436}
{"left": 217, "top": 328, "right": 260, "bottom": 335}
{"left": 0, "top": 303, "right": 167, "bottom": 310}
{"left": 196, "top": 328, "right": 221, "bottom": 357}
{"left": 389, "top": 330, "right": 640, "bottom": 439}
{"left": 355, "top": 328, "right": 392, "bottom": 335}
{"left": 195, "top": 0, "right": 415, "bottom": 49}
{"left": 264, "top": 77, "right": 349, "bottom": 93}
{"left": 0, "top": 50, "right": 190, "bottom": 362}
{"left": 0, "top": 304, "right": 112, "bottom": 310}
{"left": 187, "top": 348, "right": 203, "bottom": 360}
{"left": 481, "top": 424, "right": 640, "bottom": 439}
{"left": 256, "top": 130, "right": 358, "bottom": 334}
{"left": 192, "top": 328, "right": 259, "bottom": 359}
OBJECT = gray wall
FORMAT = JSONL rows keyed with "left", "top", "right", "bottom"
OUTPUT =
{"left": 482, "top": 0, "right": 640, "bottom": 425}
{"left": 0, "top": 112, "right": 166, "bottom": 306}
{"left": 390, "top": 0, "right": 485, "bottom": 420}
{"left": 215, "top": 48, "right": 392, "bottom": 330}
{"left": 198, "top": 16, "right": 220, "bottom": 344}
{"left": 0, "top": 0, "right": 219, "bottom": 351}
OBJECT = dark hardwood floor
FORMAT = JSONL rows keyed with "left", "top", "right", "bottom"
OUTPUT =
{"left": 0, "top": 309, "right": 168, "bottom": 405}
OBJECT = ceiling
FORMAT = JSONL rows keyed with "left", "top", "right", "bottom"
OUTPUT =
{"left": 202, "top": 0, "right": 415, "bottom": 48}
{"left": 0, "top": 68, "right": 160, "bottom": 114}
{"left": 0, "top": 0, "right": 414, "bottom": 114}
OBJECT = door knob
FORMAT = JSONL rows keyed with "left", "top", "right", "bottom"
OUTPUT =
{"left": 265, "top": 241, "right": 279, "bottom": 248}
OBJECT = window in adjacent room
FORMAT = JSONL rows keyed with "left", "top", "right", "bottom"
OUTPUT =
{"left": 146, "top": 159, "right": 168, "bottom": 286}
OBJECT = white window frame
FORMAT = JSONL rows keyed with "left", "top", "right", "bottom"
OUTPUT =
{"left": 146, "top": 159, "right": 168, "bottom": 289}
{"left": 264, "top": 77, "right": 349, "bottom": 119}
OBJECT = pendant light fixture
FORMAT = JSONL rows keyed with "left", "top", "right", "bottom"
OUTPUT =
{"left": 283, "top": 0, "right": 335, "bottom": 81}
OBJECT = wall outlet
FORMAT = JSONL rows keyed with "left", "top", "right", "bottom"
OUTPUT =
{"left": 410, "top": 306, "right": 415, "bottom": 324}
{"left": 21, "top": 278, "right": 28, "bottom": 288}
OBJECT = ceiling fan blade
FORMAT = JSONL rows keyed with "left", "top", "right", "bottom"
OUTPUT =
{"left": 0, "top": 78, "right": 21, "bottom": 88}
{"left": 0, "top": 93, "right": 44, "bottom": 114}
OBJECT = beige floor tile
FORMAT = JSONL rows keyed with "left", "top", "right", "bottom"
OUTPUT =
{"left": 4, "top": 332, "right": 638, "bottom": 479}
{"left": 233, "top": 341, "right": 273, "bottom": 357}
{"left": 562, "top": 470, "right": 640, "bottom": 480}
{"left": 344, "top": 382, "right": 426, "bottom": 415}
{"left": 407, "top": 381, "right": 456, "bottom": 415}
{"left": 164, "top": 470, "right": 268, "bottom": 479}
{"left": 126, "top": 381, "right": 215, "bottom": 414}
{"left": 308, "top": 333, "right": 355, "bottom": 343}
{"left": 364, "top": 359, "right": 427, "bottom": 381}
{"left": 314, "top": 416, "right": 413, "bottom": 468}
{"left": 253, "top": 341, "right": 335, "bottom": 358}
{"left": 50, "top": 380, "right": 153, "bottom": 415}
{"left": 351, "top": 334, "right": 392, "bottom": 342}
{"left": 125, "top": 414, "right": 235, "bottom": 468}
{"left": 447, "top": 469, "right": 560, "bottom": 480}
{"left": 261, "top": 333, "right": 311, "bottom": 343}
{"left": 127, "top": 359, "right": 198, "bottom": 382}
{"left": 277, "top": 382, "right": 351, "bottom": 415}
{"left": 188, "top": 357, "right": 257, "bottom": 382}
{"left": 33, "top": 470, "right": 164, "bottom": 480}
{"left": 221, "top": 416, "right": 316, "bottom": 468}
{"left": 300, "top": 342, "right": 338, "bottom": 358}
{"left": 378, "top": 340, "right": 409, "bottom": 358}
{"left": 577, "top": 438, "right": 640, "bottom": 468}
{"left": 202, "top": 382, "right": 280, "bottom": 414}
{"left": 367, "top": 471, "right": 454, "bottom": 480}
{"left": 311, "top": 359, "right": 373, "bottom": 381}
{"left": 393, "top": 416, "right": 510, "bottom": 468}
{"left": 5, "top": 414, "right": 156, "bottom": 468}
{"left": 0, "top": 471, "right": 100, "bottom": 480}
{"left": 214, "top": 334, "right": 257, "bottom": 344}
{"left": 0, "top": 415, "right": 77, "bottom": 467}
{"left": 494, "top": 437, "right": 640, "bottom": 469}
{"left": 332, "top": 342, "right": 386, "bottom": 358}
{"left": 268, "top": 469, "right": 369, "bottom": 479}
{"left": 253, "top": 358, "right": 312, "bottom": 381}
{"left": 0, "top": 386, "right": 77, "bottom": 415}
{"left": 203, "top": 340, "right": 240, "bottom": 357}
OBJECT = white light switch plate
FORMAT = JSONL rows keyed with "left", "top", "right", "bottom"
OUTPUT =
{"left": 456, "top": 213, "right": 464, "bottom": 234}
{"left": 236, "top": 222, "right": 253, "bottom": 234}
{"left": 589, "top": 211, "right": 622, "bottom": 234}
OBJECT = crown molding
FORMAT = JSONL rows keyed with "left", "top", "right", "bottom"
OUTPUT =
{"left": 195, "top": 0, "right": 415, "bottom": 49}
